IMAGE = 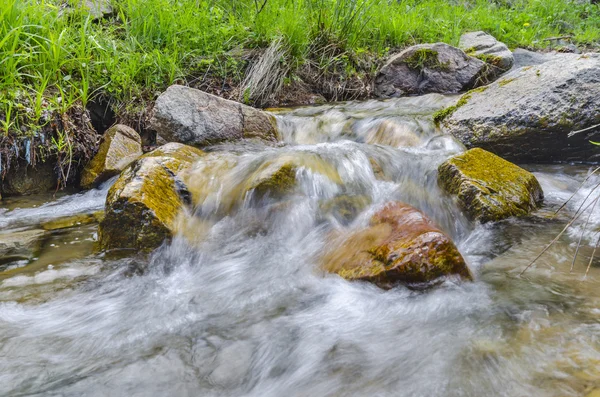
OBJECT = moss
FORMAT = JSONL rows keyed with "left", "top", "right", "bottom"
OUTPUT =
{"left": 433, "top": 85, "right": 488, "bottom": 124}
{"left": 498, "top": 77, "right": 517, "bottom": 86}
{"left": 251, "top": 163, "right": 297, "bottom": 198}
{"left": 98, "top": 147, "right": 200, "bottom": 252}
{"left": 438, "top": 148, "right": 544, "bottom": 222}
{"left": 404, "top": 48, "right": 449, "bottom": 71}
{"left": 474, "top": 53, "right": 504, "bottom": 68}
{"left": 41, "top": 211, "right": 104, "bottom": 230}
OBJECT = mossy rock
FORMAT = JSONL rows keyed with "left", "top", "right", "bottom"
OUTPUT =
{"left": 98, "top": 143, "right": 204, "bottom": 251}
{"left": 322, "top": 201, "right": 472, "bottom": 288}
{"left": 245, "top": 154, "right": 342, "bottom": 201}
{"left": 438, "top": 148, "right": 543, "bottom": 223}
{"left": 80, "top": 124, "right": 143, "bottom": 189}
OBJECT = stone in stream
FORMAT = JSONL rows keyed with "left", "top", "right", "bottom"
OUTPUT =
{"left": 1, "top": 160, "right": 57, "bottom": 197}
{"left": 98, "top": 143, "right": 204, "bottom": 251}
{"left": 0, "top": 229, "right": 45, "bottom": 264}
{"left": 80, "top": 124, "right": 143, "bottom": 189}
{"left": 365, "top": 120, "right": 421, "bottom": 147}
{"left": 374, "top": 43, "right": 489, "bottom": 98}
{"left": 186, "top": 152, "right": 342, "bottom": 213}
{"left": 41, "top": 211, "right": 105, "bottom": 231}
{"left": 438, "top": 148, "right": 543, "bottom": 223}
{"left": 322, "top": 201, "right": 472, "bottom": 288}
{"left": 438, "top": 53, "right": 600, "bottom": 162}
{"left": 459, "top": 31, "right": 514, "bottom": 76}
{"left": 149, "top": 85, "right": 279, "bottom": 147}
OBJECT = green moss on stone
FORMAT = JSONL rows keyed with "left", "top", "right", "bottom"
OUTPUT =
{"left": 251, "top": 163, "right": 297, "bottom": 198}
{"left": 438, "top": 148, "right": 544, "bottom": 222}
{"left": 474, "top": 53, "right": 503, "bottom": 68}
{"left": 404, "top": 48, "right": 449, "bottom": 71}
{"left": 433, "top": 86, "right": 488, "bottom": 124}
{"left": 498, "top": 77, "right": 517, "bottom": 86}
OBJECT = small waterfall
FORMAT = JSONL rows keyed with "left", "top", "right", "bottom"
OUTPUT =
{"left": 3, "top": 95, "right": 600, "bottom": 397}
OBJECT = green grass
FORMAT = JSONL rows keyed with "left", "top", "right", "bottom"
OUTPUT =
{"left": 1, "top": 0, "right": 599, "bottom": 181}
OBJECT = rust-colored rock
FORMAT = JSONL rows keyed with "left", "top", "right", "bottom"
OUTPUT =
{"left": 322, "top": 202, "right": 472, "bottom": 288}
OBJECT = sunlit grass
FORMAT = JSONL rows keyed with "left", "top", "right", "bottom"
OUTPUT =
{"left": 0, "top": 0, "right": 599, "bottom": 139}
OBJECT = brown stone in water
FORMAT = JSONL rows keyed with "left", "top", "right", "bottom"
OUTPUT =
{"left": 322, "top": 201, "right": 472, "bottom": 288}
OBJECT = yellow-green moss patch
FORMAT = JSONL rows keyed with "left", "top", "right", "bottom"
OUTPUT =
{"left": 438, "top": 148, "right": 544, "bottom": 222}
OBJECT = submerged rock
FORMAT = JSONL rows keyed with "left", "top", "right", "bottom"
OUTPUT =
{"left": 1, "top": 160, "right": 56, "bottom": 197}
{"left": 374, "top": 43, "right": 487, "bottom": 98}
{"left": 149, "top": 85, "right": 279, "bottom": 147}
{"left": 41, "top": 212, "right": 104, "bottom": 231}
{"left": 320, "top": 195, "right": 371, "bottom": 224}
{"left": 98, "top": 143, "right": 204, "bottom": 251}
{"left": 366, "top": 120, "right": 421, "bottom": 147}
{"left": 80, "top": 124, "right": 143, "bottom": 189}
{"left": 0, "top": 229, "right": 45, "bottom": 264}
{"left": 322, "top": 201, "right": 471, "bottom": 288}
{"left": 459, "top": 31, "right": 514, "bottom": 75}
{"left": 186, "top": 152, "right": 342, "bottom": 214}
{"left": 440, "top": 53, "right": 600, "bottom": 162}
{"left": 438, "top": 148, "right": 543, "bottom": 223}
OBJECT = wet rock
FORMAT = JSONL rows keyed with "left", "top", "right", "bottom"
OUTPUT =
{"left": 320, "top": 195, "right": 371, "bottom": 224}
{"left": 459, "top": 31, "right": 514, "bottom": 75}
{"left": 248, "top": 160, "right": 297, "bottom": 199}
{"left": 438, "top": 148, "right": 543, "bottom": 222}
{"left": 0, "top": 160, "right": 56, "bottom": 197}
{"left": 41, "top": 211, "right": 104, "bottom": 231}
{"left": 322, "top": 201, "right": 472, "bottom": 287}
{"left": 374, "top": 43, "right": 487, "bottom": 98}
{"left": 149, "top": 85, "right": 279, "bottom": 147}
{"left": 80, "top": 124, "right": 143, "bottom": 189}
{"left": 440, "top": 53, "right": 600, "bottom": 162}
{"left": 0, "top": 229, "right": 45, "bottom": 264}
{"left": 366, "top": 120, "right": 421, "bottom": 147}
{"left": 98, "top": 143, "right": 204, "bottom": 251}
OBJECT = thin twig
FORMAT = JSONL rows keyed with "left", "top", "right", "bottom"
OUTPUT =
{"left": 554, "top": 166, "right": 600, "bottom": 215}
{"left": 568, "top": 123, "right": 600, "bottom": 138}
{"left": 571, "top": 193, "right": 599, "bottom": 272}
{"left": 585, "top": 233, "right": 600, "bottom": 279}
{"left": 520, "top": 195, "right": 600, "bottom": 276}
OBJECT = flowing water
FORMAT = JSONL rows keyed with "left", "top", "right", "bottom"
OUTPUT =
{"left": 2, "top": 94, "right": 600, "bottom": 396}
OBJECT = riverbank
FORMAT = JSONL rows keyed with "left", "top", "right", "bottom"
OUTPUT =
{"left": 1, "top": 0, "right": 600, "bottom": 191}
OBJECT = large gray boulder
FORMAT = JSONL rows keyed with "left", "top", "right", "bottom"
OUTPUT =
{"left": 440, "top": 53, "right": 600, "bottom": 163}
{"left": 459, "top": 31, "right": 514, "bottom": 75}
{"left": 149, "top": 85, "right": 279, "bottom": 147}
{"left": 374, "top": 43, "right": 488, "bottom": 98}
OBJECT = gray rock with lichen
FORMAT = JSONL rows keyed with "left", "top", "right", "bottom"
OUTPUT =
{"left": 374, "top": 43, "right": 488, "bottom": 97}
{"left": 440, "top": 53, "right": 600, "bottom": 163}
{"left": 459, "top": 31, "right": 514, "bottom": 75}
{"left": 149, "top": 85, "right": 279, "bottom": 147}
